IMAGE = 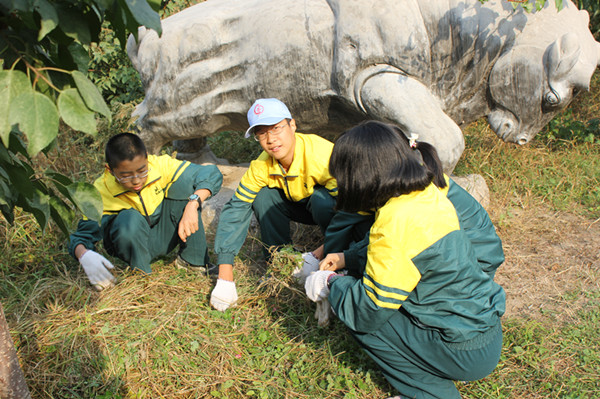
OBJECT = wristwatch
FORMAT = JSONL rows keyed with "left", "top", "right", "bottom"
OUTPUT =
{"left": 188, "top": 193, "right": 201, "bottom": 206}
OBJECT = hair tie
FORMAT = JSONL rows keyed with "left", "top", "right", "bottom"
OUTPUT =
{"left": 408, "top": 133, "right": 418, "bottom": 149}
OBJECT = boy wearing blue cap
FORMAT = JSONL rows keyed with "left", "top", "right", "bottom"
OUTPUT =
{"left": 210, "top": 98, "right": 338, "bottom": 311}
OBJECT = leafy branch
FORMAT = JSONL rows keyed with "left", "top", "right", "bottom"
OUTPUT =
{"left": 479, "top": 0, "right": 564, "bottom": 12}
{"left": 0, "top": 0, "right": 162, "bottom": 234}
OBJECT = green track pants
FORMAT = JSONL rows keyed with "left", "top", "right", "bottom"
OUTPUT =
{"left": 251, "top": 186, "right": 336, "bottom": 254}
{"left": 352, "top": 311, "right": 503, "bottom": 399}
{"left": 102, "top": 199, "right": 209, "bottom": 273}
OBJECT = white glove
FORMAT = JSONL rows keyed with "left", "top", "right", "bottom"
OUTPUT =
{"left": 314, "top": 299, "right": 333, "bottom": 327}
{"left": 292, "top": 252, "right": 320, "bottom": 285}
{"left": 79, "top": 250, "right": 117, "bottom": 291}
{"left": 305, "top": 270, "right": 335, "bottom": 302}
{"left": 210, "top": 279, "right": 238, "bottom": 311}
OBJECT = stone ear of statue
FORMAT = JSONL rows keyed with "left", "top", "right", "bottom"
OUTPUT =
{"left": 545, "top": 33, "right": 580, "bottom": 84}
{"left": 544, "top": 32, "right": 587, "bottom": 107}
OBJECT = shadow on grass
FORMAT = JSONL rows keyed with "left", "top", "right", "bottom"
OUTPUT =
{"left": 1, "top": 250, "right": 129, "bottom": 398}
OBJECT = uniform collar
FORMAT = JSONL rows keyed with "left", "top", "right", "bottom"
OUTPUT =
{"left": 267, "top": 133, "right": 303, "bottom": 177}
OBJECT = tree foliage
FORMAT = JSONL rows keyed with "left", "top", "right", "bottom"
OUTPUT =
{"left": 575, "top": 0, "right": 600, "bottom": 39}
{"left": 478, "top": 0, "right": 565, "bottom": 12}
{"left": 0, "top": 0, "right": 161, "bottom": 234}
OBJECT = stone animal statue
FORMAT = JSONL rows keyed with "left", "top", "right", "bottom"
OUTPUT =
{"left": 127, "top": 0, "right": 600, "bottom": 173}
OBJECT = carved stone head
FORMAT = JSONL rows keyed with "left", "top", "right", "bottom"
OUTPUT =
{"left": 488, "top": 2, "right": 600, "bottom": 145}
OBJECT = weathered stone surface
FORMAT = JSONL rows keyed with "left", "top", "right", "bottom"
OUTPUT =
{"left": 201, "top": 163, "right": 256, "bottom": 231}
{"left": 128, "top": 0, "right": 600, "bottom": 174}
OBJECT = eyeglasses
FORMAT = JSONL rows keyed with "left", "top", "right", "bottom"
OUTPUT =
{"left": 254, "top": 121, "right": 288, "bottom": 142}
{"left": 114, "top": 168, "right": 150, "bottom": 182}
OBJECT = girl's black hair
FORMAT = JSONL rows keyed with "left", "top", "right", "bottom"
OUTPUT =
{"left": 105, "top": 133, "right": 147, "bottom": 170}
{"left": 390, "top": 126, "right": 447, "bottom": 189}
{"left": 329, "top": 120, "right": 433, "bottom": 213}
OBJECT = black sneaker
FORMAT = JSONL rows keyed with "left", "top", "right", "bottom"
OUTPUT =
{"left": 176, "top": 256, "right": 219, "bottom": 276}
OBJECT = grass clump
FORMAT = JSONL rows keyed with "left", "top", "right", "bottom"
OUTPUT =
{"left": 2, "top": 233, "right": 393, "bottom": 398}
{"left": 456, "top": 121, "right": 600, "bottom": 218}
{"left": 3, "top": 215, "right": 599, "bottom": 398}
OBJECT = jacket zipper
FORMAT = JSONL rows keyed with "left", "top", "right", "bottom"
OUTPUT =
{"left": 137, "top": 192, "right": 152, "bottom": 226}
{"left": 278, "top": 164, "right": 295, "bottom": 202}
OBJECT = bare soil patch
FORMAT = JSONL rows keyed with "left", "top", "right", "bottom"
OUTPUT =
{"left": 490, "top": 202, "right": 600, "bottom": 320}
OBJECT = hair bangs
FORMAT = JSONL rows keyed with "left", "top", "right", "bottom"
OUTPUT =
{"left": 330, "top": 121, "right": 433, "bottom": 212}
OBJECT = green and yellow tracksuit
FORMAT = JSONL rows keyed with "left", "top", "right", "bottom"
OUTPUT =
{"left": 328, "top": 182, "right": 506, "bottom": 398}
{"left": 334, "top": 175, "right": 505, "bottom": 278}
{"left": 68, "top": 154, "right": 223, "bottom": 273}
{"left": 214, "top": 133, "right": 338, "bottom": 264}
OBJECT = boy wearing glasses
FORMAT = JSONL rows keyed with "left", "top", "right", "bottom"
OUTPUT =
{"left": 68, "top": 133, "right": 223, "bottom": 291}
{"left": 210, "top": 98, "right": 337, "bottom": 311}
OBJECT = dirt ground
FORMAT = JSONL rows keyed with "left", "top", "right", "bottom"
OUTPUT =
{"left": 490, "top": 202, "right": 600, "bottom": 320}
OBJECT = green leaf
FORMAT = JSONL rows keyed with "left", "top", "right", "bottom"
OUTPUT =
{"left": 122, "top": 0, "right": 162, "bottom": 36}
{"left": 71, "top": 70, "right": 112, "bottom": 122}
{"left": 535, "top": 0, "right": 545, "bottom": 11}
{"left": 6, "top": 130, "right": 30, "bottom": 158}
{"left": 0, "top": 203, "right": 14, "bottom": 224}
{"left": 146, "top": 0, "right": 160, "bottom": 12}
{"left": 116, "top": 0, "right": 142, "bottom": 43}
{"left": 34, "top": 0, "right": 59, "bottom": 40}
{"left": 0, "top": 179, "right": 13, "bottom": 207}
{"left": 67, "top": 182, "right": 103, "bottom": 222}
{"left": 49, "top": 195, "right": 74, "bottom": 236}
{"left": 2, "top": 0, "right": 33, "bottom": 12}
{"left": 9, "top": 91, "right": 59, "bottom": 156}
{"left": 22, "top": 188, "right": 51, "bottom": 232}
{"left": 67, "top": 41, "right": 90, "bottom": 73}
{"left": 57, "top": 4, "right": 92, "bottom": 44}
{"left": 58, "top": 88, "right": 98, "bottom": 135}
{"left": 555, "top": 0, "right": 563, "bottom": 11}
{"left": 46, "top": 173, "right": 74, "bottom": 202}
{"left": 45, "top": 170, "right": 73, "bottom": 186}
{"left": 0, "top": 147, "right": 10, "bottom": 170}
{"left": 3, "top": 156, "right": 36, "bottom": 198}
{"left": 107, "top": 1, "right": 128, "bottom": 46}
{"left": 95, "top": 0, "right": 115, "bottom": 10}
{"left": 0, "top": 70, "right": 32, "bottom": 146}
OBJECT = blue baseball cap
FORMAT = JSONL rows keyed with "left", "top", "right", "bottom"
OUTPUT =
{"left": 244, "top": 98, "right": 292, "bottom": 138}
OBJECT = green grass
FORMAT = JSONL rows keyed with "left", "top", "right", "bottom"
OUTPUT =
{"left": 2, "top": 219, "right": 600, "bottom": 398}
{"left": 1, "top": 235, "right": 394, "bottom": 398}
{"left": 455, "top": 120, "right": 600, "bottom": 219}
{"left": 463, "top": 299, "right": 600, "bottom": 398}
